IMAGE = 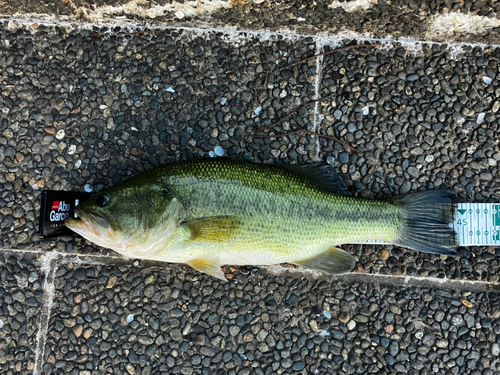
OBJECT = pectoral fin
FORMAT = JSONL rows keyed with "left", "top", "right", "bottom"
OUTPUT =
{"left": 187, "top": 257, "right": 227, "bottom": 281}
{"left": 184, "top": 216, "right": 241, "bottom": 242}
{"left": 293, "top": 247, "right": 355, "bottom": 274}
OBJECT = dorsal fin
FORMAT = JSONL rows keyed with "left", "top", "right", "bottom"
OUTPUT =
{"left": 279, "top": 163, "right": 349, "bottom": 195}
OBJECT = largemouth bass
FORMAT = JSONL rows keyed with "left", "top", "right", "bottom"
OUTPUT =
{"left": 65, "top": 159, "right": 457, "bottom": 280}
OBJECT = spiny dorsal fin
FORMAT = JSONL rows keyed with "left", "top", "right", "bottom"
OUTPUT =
{"left": 187, "top": 257, "right": 227, "bottom": 281}
{"left": 293, "top": 246, "right": 355, "bottom": 274}
{"left": 279, "top": 163, "right": 349, "bottom": 195}
{"left": 183, "top": 216, "right": 241, "bottom": 242}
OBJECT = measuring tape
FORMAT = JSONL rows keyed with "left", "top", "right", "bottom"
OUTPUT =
{"left": 452, "top": 203, "right": 500, "bottom": 246}
{"left": 356, "top": 203, "right": 500, "bottom": 247}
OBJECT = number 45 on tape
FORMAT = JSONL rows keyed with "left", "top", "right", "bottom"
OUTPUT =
{"left": 453, "top": 203, "right": 500, "bottom": 246}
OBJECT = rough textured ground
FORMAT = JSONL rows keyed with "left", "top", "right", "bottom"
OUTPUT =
{"left": 0, "top": 18, "right": 499, "bottom": 375}
{"left": 1, "top": 1, "right": 500, "bottom": 43}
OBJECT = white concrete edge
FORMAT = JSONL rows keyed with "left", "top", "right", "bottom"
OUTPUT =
{"left": 33, "top": 252, "right": 57, "bottom": 375}
{"left": 1, "top": 15, "right": 500, "bottom": 54}
{"left": 0, "top": 248, "right": 497, "bottom": 292}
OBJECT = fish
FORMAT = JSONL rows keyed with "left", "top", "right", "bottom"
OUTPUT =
{"left": 65, "top": 158, "right": 457, "bottom": 281}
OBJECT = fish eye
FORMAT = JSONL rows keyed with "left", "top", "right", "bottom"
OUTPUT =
{"left": 96, "top": 194, "right": 109, "bottom": 207}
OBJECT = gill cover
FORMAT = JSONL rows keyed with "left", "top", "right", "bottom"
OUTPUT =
{"left": 66, "top": 183, "right": 183, "bottom": 258}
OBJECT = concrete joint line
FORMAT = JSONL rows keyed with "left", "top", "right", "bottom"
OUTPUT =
{"left": 313, "top": 37, "right": 324, "bottom": 161}
{"left": 33, "top": 252, "right": 59, "bottom": 375}
{"left": 3, "top": 16, "right": 500, "bottom": 52}
{"left": 0, "top": 248, "right": 498, "bottom": 293}
{"left": 261, "top": 265, "right": 500, "bottom": 293}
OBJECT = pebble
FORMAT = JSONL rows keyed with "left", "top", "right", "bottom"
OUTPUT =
{"left": 56, "top": 129, "right": 65, "bottom": 140}
{"left": 214, "top": 146, "right": 224, "bottom": 156}
{"left": 476, "top": 113, "right": 485, "bottom": 124}
{"left": 492, "top": 343, "right": 500, "bottom": 356}
{"left": 422, "top": 333, "right": 435, "bottom": 346}
{"left": 482, "top": 76, "right": 492, "bottom": 85}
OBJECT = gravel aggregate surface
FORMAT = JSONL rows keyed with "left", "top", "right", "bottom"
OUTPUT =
{"left": 0, "top": 252, "right": 45, "bottom": 374}
{"left": 44, "top": 261, "right": 500, "bottom": 375}
{"left": 1, "top": 1, "right": 500, "bottom": 43}
{"left": 0, "top": 19, "right": 499, "bottom": 375}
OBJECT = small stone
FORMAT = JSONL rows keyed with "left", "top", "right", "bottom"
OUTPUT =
{"left": 107, "top": 275, "right": 118, "bottom": 288}
{"left": 75, "top": 268, "right": 87, "bottom": 279}
{"left": 435, "top": 339, "right": 448, "bottom": 348}
{"left": 422, "top": 333, "right": 435, "bottom": 346}
{"left": 26, "top": 297, "right": 39, "bottom": 307}
{"left": 12, "top": 291, "right": 25, "bottom": 303}
{"left": 56, "top": 130, "right": 65, "bottom": 140}
{"left": 451, "top": 314, "right": 463, "bottom": 326}
{"left": 125, "top": 363, "right": 135, "bottom": 375}
{"left": 338, "top": 313, "right": 349, "bottom": 324}
{"left": 214, "top": 146, "right": 224, "bottom": 156}
{"left": 347, "top": 320, "right": 356, "bottom": 330}
{"left": 73, "top": 325, "right": 83, "bottom": 337}
{"left": 492, "top": 343, "right": 500, "bottom": 356}
{"left": 292, "top": 361, "right": 305, "bottom": 371}
{"left": 309, "top": 320, "right": 318, "bottom": 332}
{"left": 389, "top": 341, "right": 399, "bottom": 356}
{"left": 399, "top": 181, "right": 411, "bottom": 194}
{"left": 83, "top": 328, "right": 92, "bottom": 339}
{"left": 407, "top": 166, "right": 419, "bottom": 178}
{"left": 339, "top": 152, "right": 349, "bottom": 164}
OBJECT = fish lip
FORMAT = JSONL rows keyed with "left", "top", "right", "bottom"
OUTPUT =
{"left": 65, "top": 208, "right": 111, "bottom": 234}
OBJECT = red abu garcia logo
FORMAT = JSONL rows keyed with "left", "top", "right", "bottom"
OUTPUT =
{"left": 50, "top": 201, "right": 71, "bottom": 221}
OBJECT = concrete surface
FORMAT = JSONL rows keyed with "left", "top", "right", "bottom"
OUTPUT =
{"left": 0, "top": 6, "right": 499, "bottom": 375}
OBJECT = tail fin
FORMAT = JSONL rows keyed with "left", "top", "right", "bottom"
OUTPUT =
{"left": 390, "top": 189, "right": 458, "bottom": 256}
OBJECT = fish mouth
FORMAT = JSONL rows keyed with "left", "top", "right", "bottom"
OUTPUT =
{"left": 65, "top": 208, "right": 111, "bottom": 237}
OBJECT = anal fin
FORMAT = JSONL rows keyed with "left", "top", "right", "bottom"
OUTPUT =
{"left": 293, "top": 247, "right": 355, "bottom": 274}
{"left": 187, "top": 257, "right": 227, "bottom": 281}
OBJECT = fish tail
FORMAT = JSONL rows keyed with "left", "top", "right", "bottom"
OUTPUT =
{"left": 391, "top": 189, "right": 458, "bottom": 256}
